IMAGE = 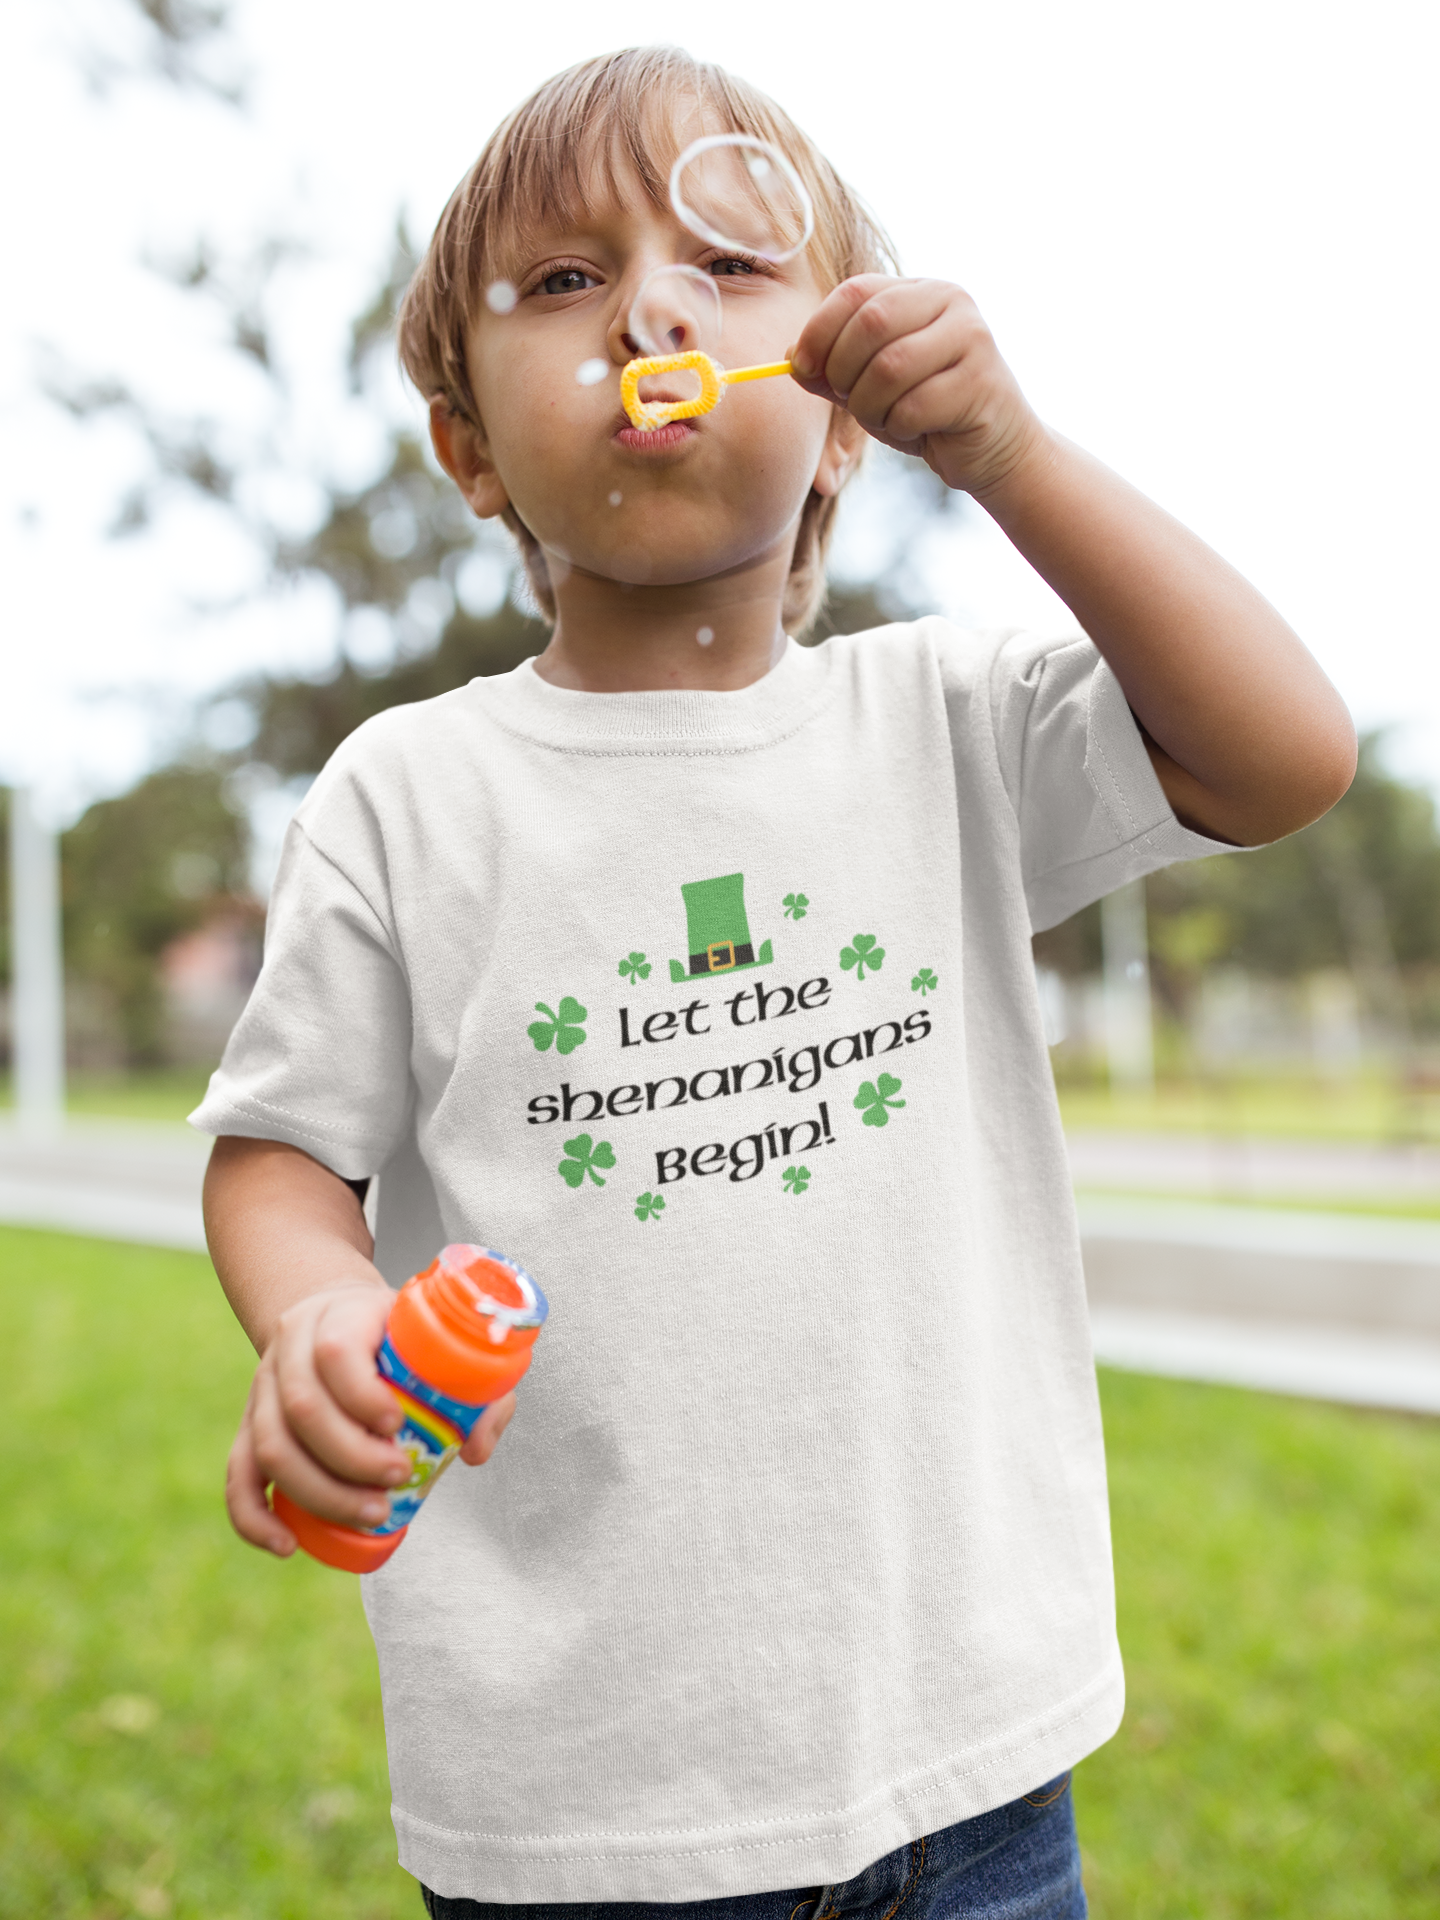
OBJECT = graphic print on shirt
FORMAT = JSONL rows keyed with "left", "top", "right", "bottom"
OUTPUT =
{"left": 528, "top": 997, "right": 588, "bottom": 1054}
{"left": 557, "top": 1134, "right": 615, "bottom": 1188}
{"left": 668, "top": 872, "right": 774, "bottom": 982}
{"left": 839, "top": 933, "right": 885, "bottom": 979}
{"left": 854, "top": 1074, "right": 906, "bottom": 1127}
{"left": 526, "top": 871, "right": 934, "bottom": 1201}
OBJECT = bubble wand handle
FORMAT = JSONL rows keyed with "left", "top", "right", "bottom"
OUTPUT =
{"left": 722, "top": 361, "right": 792, "bottom": 385}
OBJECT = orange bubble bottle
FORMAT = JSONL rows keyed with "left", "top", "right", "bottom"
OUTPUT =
{"left": 272, "top": 1244, "right": 549, "bottom": 1573}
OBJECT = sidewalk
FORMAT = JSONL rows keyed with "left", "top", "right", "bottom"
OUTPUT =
{"left": 1077, "top": 1195, "right": 1440, "bottom": 1413}
{"left": 3, "top": 1119, "right": 1439, "bottom": 1416}
{"left": 1067, "top": 1130, "right": 1440, "bottom": 1412}
{"left": 1067, "top": 1127, "right": 1440, "bottom": 1202}
{"left": 0, "top": 1118, "right": 209, "bottom": 1252}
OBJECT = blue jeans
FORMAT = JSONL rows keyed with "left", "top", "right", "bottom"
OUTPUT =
{"left": 420, "top": 1773, "right": 1085, "bottom": 1920}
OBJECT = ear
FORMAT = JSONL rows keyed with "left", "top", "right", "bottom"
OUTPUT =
{"left": 810, "top": 406, "right": 865, "bottom": 500}
{"left": 429, "top": 396, "right": 510, "bottom": 520}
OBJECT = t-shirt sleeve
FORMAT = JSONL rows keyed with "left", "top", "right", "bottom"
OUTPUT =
{"left": 979, "top": 628, "right": 1237, "bottom": 932}
{"left": 188, "top": 816, "right": 413, "bottom": 1181}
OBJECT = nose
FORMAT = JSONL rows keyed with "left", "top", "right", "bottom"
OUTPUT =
{"left": 615, "top": 321, "right": 689, "bottom": 362}
{"left": 608, "top": 265, "right": 709, "bottom": 367}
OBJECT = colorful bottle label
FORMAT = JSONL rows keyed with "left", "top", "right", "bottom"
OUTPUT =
{"left": 370, "top": 1333, "right": 488, "bottom": 1536}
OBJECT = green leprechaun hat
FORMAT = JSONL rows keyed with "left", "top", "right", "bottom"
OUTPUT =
{"left": 669, "top": 873, "right": 774, "bottom": 983}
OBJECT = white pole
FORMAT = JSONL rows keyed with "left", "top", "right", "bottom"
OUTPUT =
{"left": 9, "top": 787, "right": 66, "bottom": 1132}
{"left": 1101, "top": 878, "right": 1154, "bottom": 1094}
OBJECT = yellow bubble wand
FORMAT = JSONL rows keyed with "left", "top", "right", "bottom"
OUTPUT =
{"left": 620, "top": 351, "right": 792, "bottom": 432}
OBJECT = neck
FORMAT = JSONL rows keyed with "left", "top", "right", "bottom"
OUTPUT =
{"left": 532, "top": 546, "right": 792, "bottom": 693}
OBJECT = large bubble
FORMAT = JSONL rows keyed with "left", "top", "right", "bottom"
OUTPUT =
{"left": 627, "top": 263, "right": 723, "bottom": 360}
{"left": 669, "top": 135, "right": 814, "bottom": 265}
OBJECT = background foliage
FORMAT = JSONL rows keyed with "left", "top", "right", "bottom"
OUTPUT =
{"left": 14, "top": 3, "right": 1440, "bottom": 1076}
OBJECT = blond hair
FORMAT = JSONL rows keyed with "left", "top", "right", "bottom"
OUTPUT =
{"left": 397, "top": 47, "right": 895, "bottom": 634}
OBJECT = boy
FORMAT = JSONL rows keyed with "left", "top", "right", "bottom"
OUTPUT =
{"left": 195, "top": 46, "right": 1355, "bottom": 1920}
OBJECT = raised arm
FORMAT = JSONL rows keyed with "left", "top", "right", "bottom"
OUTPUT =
{"left": 206, "top": 1136, "right": 514, "bottom": 1557}
{"left": 792, "top": 277, "right": 1357, "bottom": 846}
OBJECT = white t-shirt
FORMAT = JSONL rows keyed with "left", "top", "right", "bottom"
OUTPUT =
{"left": 192, "top": 622, "right": 1226, "bottom": 1904}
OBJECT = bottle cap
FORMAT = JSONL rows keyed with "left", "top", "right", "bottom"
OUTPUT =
{"left": 435, "top": 1244, "right": 549, "bottom": 1347}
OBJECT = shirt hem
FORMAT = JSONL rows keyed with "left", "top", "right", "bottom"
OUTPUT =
{"left": 393, "top": 1653, "right": 1125, "bottom": 1904}
{"left": 187, "top": 1089, "right": 393, "bottom": 1183}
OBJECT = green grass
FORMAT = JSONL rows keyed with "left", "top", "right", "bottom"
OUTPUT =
{"left": 1058, "top": 1076, "right": 1440, "bottom": 1145}
{"left": 0, "top": 1228, "right": 414, "bottom": 1920}
{"left": 1080, "top": 1373, "right": 1440, "bottom": 1917}
{"left": 4, "top": 1228, "right": 1440, "bottom": 1916}
{"left": 1075, "top": 1188, "right": 1440, "bottom": 1222}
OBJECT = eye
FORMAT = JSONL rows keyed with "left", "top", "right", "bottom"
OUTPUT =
{"left": 708, "top": 255, "right": 758, "bottom": 278}
{"left": 540, "top": 266, "right": 599, "bottom": 296}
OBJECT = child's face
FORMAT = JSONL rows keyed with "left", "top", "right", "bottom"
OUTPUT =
{"left": 453, "top": 143, "right": 850, "bottom": 598}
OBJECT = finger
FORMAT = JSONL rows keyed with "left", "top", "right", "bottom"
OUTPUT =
{"left": 249, "top": 1357, "right": 398, "bottom": 1528}
{"left": 797, "top": 279, "right": 952, "bottom": 403}
{"left": 459, "top": 1391, "right": 517, "bottom": 1466}
{"left": 226, "top": 1405, "right": 297, "bottom": 1556}
{"left": 273, "top": 1315, "right": 410, "bottom": 1486}
{"left": 310, "top": 1290, "right": 404, "bottom": 1434}
{"left": 870, "top": 363, "right": 989, "bottom": 450}
{"left": 789, "top": 274, "right": 896, "bottom": 387}
{"left": 821, "top": 283, "right": 961, "bottom": 414}
{"left": 786, "top": 363, "right": 849, "bottom": 409}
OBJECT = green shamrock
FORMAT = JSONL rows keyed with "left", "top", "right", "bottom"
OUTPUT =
{"left": 912, "top": 967, "right": 939, "bottom": 996}
{"left": 558, "top": 1134, "right": 615, "bottom": 1188}
{"left": 782, "top": 892, "right": 810, "bottom": 920}
{"left": 854, "top": 1073, "right": 906, "bottom": 1128}
{"left": 634, "top": 1191, "right": 666, "bottom": 1221}
{"left": 618, "top": 952, "right": 652, "bottom": 984}
{"left": 781, "top": 1164, "right": 811, "bottom": 1194}
{"left": 528, "top": 996, "right": 587, "bottom": 1055}
{"left": 840, "top": 933, "right": 885, "bottom": 980}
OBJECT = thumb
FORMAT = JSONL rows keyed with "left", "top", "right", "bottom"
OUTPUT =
{"left": 459, "top": 1390, "right": 518, "bottom": 1466}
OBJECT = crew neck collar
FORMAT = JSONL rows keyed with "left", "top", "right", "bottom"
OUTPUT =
{"left": 476, "top": 637, "right": 834, "bottom": 754}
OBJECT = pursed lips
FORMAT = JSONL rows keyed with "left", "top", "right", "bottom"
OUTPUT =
{"left": 611, "top": 384, "right": 706, "bottom": 429}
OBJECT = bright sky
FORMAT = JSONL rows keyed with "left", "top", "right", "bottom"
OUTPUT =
{"left": 3, "top": 0, "right": 1437, "bottom": 821}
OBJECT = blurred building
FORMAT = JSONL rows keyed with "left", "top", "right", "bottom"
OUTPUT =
{"left": 159, "top": 905, "right": 263, "bottom": 1064}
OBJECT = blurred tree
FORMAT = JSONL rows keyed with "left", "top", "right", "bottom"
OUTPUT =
{"left": 1036, "top": 734, "right": 1440, "bottom": 1037}
{"left": 1147, "top": 735, "right": 1438, "bottom": 963}
{"left": 41, "top": 94, "right": 1438, "bottom": 1076}
{"left": 76, "top": 0, "right": 243, "bottom": 102}
{"left": 61, "top": 768, "right": 250, "bottom": 1064}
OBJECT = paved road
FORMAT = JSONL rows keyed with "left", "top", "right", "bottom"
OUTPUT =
{"left": 3, "top": 1120, "right": 1439, "bottom": 1414}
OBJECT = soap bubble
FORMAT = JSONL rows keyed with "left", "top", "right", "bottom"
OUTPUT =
{"left": 628, "top": 264, "right": 722, "bottom": 360}
{"left": 575, "top": 357, "right": 610, "bottom": 386}
{"left": 608, "top": 491, "right": 623, "bottom": 506}
{"left": 670, "top": 135, "right": 814, "bottom": 264}
{"left": 696, "top": 626, "right": 715, "bottom": 646}
{"left": 485, "top": 280, "right": 518, "bottom": 315}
